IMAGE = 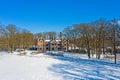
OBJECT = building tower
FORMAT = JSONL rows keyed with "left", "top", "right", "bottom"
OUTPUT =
{"left": 60, "top": 32, "right": 62, "bottom": 51}
{"left": 37, "top": 37, "right": 46, "bottom": 53}
{"left": 37, "top": 38, "right": 41, "bottom": 52}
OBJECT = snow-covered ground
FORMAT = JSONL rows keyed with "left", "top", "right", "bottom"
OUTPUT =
{"left": 0, "top": 51, "right": 120, "bottom": 80}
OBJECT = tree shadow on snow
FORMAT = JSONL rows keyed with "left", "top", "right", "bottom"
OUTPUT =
{"left": 48, "top": 55, "right": 120, "bottom": 80}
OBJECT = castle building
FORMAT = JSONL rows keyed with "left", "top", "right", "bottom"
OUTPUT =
{"left": 37, "top": 39, "right": 68, "bottom": 52}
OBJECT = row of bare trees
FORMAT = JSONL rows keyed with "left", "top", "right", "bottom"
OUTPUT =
{"left": 0, "top": 18, "right": 120, "bottom": 63}
{"left": 0, "top": 24, "right": 59, "bottom": 52}
{"left": 35, "top": 32, "right": 57, "bottom": 40}
{"left": 63, "top": 19, "right": 120, "bottom": 63}
{"left": 0, "top": 24, "right": 34, "bottom": 53}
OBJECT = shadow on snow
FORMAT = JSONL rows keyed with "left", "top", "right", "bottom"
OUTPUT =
{"left": 48, "top": 55, "right": 120, "bottom": 80}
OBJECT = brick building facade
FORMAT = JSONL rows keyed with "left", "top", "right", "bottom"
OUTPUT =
{"left": 37, "top": 39, "right": 68, "bottom": 52}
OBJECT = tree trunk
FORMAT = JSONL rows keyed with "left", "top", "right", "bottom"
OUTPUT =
{"left": 67, "top": 40, "right": 69, "bottom": 51}
{"left": 97, "top": 48, "right": 101, "bottom": 59}
{"left": 87, "top": 40, "right": 91, "bottom": 58}
{"left": 74, "top": 39, "right": 76, "bottom": 53}
{"left": 102, "top": 37, "right": 105, "bottom": 54}
{"left": 113, "top": 26, "right": 117, "bottom": 64}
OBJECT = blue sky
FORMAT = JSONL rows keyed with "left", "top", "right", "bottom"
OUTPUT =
{"left": 0, "top": 0, "right": 120, "bottom": 33}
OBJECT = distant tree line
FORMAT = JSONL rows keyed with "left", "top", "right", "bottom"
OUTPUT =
{"left": 0, "top": 24, "right": 34, "bottom": 53}
{"left": 0, "top": 25, "right": 59, "bottom": 52}
{"left": 0, "top": 18, "right": 120, "bottom": 63}
{"left": 63, "top": 18, "right": 120, "bottom": 64}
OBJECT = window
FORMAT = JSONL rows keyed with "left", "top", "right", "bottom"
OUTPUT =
{"left": 58, "top": 48, "right": 60, "bottom": 50}
{"left": 58, "top": 44, "right": 60, "bottom": 46}
{"left": 64, "top": 44, "right": 66, "bottom": 46}
{"left": 52, "top": 48, "right": 54, "bottom": 50}
{"left": 46, "top": 48, "right": 48, "bottom": 50}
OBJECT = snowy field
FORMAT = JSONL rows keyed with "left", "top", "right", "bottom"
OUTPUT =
{"left": 0, "top": 51, "right": 120, "bottom": 80}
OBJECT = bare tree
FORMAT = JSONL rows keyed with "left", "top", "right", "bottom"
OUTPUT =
{"left": 48, "top": 32, "right": 57, "bottom": 40}
{"left": 21, "top": 29, "right": 34, "bottom": 50}
{"left": 108, "top": 19, "right": 120, "bottom": 64}
{"left": 5, "top": 24, "right": 18, "bottom": 52}
{"left": 92, "top": 19, "right": 109, "bottom": 59}
{"left": 63, "top": 27, "right": 74, "bottom": 52}
{"left": 78, "top": 24, "right": 93, "bottom": 58}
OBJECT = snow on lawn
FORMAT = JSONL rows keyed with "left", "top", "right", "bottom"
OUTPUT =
{"left": 0, "top": 52, "right": 63, "bottom": 80}
{"left": 49, "top": 55, "right": 120, "bottom": 80}
{"left": 0, "top": 51, "right": 120, "bottom": 80}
